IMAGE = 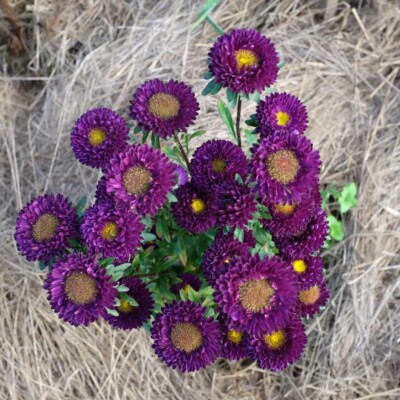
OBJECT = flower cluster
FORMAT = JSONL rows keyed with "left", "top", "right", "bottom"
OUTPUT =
{"left": 15, "top": 28, "right": 330, "bottom": 374}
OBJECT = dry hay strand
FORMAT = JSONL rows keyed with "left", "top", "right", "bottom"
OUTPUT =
{"left": 1, "top": 0, "right": 400, "bottom": 399}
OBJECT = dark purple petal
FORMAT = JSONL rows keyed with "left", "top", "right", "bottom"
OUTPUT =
{"left": 171, "top": 273, "right": 202, "bottom": 296}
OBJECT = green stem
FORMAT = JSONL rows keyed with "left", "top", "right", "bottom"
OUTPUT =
{"left": 205, "top": 15, "right": 224, "bottom": 35}
{"left": 174, "top": 132, "right": 190, "bottom": 170}
{"left": 236, "top": 97, "right": 242, "bottom": 148}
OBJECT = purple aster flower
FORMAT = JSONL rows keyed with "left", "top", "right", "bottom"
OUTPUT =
{"left": 43, "top": 253, "right": 117, "bottom": 326}
{"left": 151, "top": 300, "right": 222, "bottom": 372}
{"left": 208, "top": 28, "right": 279, "bottom": 94}
{"left": 175, "top": 164, "right": 189, "bottom": 187}
{"left": 276, "top": 209, "right": 329, "bottom": 259}
{"left": 172, "top": 182, "right": 217, "bottom": 234}
{"left": 297, "top": 279, "right": 329, "bottom": 318}
{"left": 104, "top": 277, "right": 154, "bottom": 330}
{"left": 129, "top": 79, "right": 199, "bottom": 139}
{"left": 219, "top": 315, "right": 250, "bottom": 361}
{"left": 287, "top": 254, "right": 324, "bottom": 285}
{"left": 256, "top": 92, "right": 308, "bottom": 137}
{"left": 106, "top": 144, "right": 176, "bottom": 216}
{"left": 262, "top": 186, "right": 321, "bottom": 238}
{"left": 95, "top": 176, "right": 114, "bottom": 204}
{"left": 217, "top": 181, "right": 257, "bottom": 229}
{"left": 171, "top": 273, "right": 202, "bottom": 296}
{"left": 15, "top": 194, "right": 79, "bottom": 263}
{"left": 202, "top": 231, "right": 250, "bottom": 288}
{"left": 190, "top": 140, "right": 248, "bottom": 189}
{"left": 71, "top": 108, "right": 128, "bottom": 170}
{"left": 214, "top": 253, "right": 298, "bottom": 335}
{"left": 250, "top": 131, "right": 321, "bottom": 204}
{"left": 81, "top": 200, "right": 144, "bottom": 264}
{"left": 249, "top": 318, "right": 307, "bottom": 371}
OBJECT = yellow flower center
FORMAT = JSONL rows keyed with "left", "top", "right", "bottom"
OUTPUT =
{"left": 235, "top": 49, "right": 259, "bottom": 69}
{"left": 276, "top": 111, "right": 290, "bottom": 127}
{"left": 88, "top": 128, "right": 107, "bottom": 146}
{"left": 227, "top": 329, "right": 243, "bottom": 344}
{"left": 274, "top": 202, "right": 297, "bottom": 215}
{"left": 264, "top": 330, "right": 286, "bottom": 350}
{"left": 299, "top": 286, "right": 321, "bottom": 305}
{"left": 171, "top": 322, "right": 203, "bottom": 353}
{"left": 100, "top": 221, "right": 119, "bottom": 241}
{"left": 191, "top": 198, "right": 205, "bottom": 214}
{"left": 293, "top": 259, "right": 307, "bottom": 274}
{"left": 239, "top": 279, "right": 275, "bottom": 312}
{"left": 32, "top": 213, "right": 59, "bottom": 242}
{"left": 123, "top": 165, "right": 152, "bottom": 197}
{"left": 211, "top": 159, "right": 226, "bottom": 173}
{"left": 118, "top": 299, "right": 134, "bottom": 313}
{"left": 183, "top": 285, "right": 190, "bottom": 294}
{"left": 64, "top": 272, "right": 98, "bottom": 305}
{"left": 224, "top": 258, "right": 230, "bottom": 264}
{"left": 266, "top": 149, "right": 300, "bottom": 184}
{"left": 148, "top": 93, "right": 180, "bottom": 120}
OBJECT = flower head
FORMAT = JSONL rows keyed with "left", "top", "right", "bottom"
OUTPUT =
{"left": 288, "top": 255, "right": 324, "bottom": 284}
{"left": 262, "top": 186, "right": 321, "bottom": 238}
{"left": 219, "top": 315, "right": 250, "bottom": 361}
{"left": 171, "top": 273, "right": 202, "bottom": 296}
{"left": 105, "top": 277, "right": 154, "bottom": 330}
{"left": 276, "top": 209, "right": 329, "bottom": 259}
{"left": 214, "top": 253, "right": 298, "bottom": 334}
{"left": 256, "top": 93, "right": 308, "bottom": 136}
{"left": 81, "top": 201, "right": 144, "bottom": 264}
{"left": 190, "top": 140, "right": 248, "bottom": 189}
{"left": 129, "top": 79, "right": 199, "bottom": 139}
{"left": 151, "top": 300, "right": 222, "bottom": 372}
{"left": 15, "top": 194, "right": 79, "bottom": 263}
{"left": 249, "top": 318, "right": 307, "bottom": 371}
{"left": 71, "top": 108, "right": 128, "bottom": 169}
{"left": 106, "top": 144, "right": 175, "bottom": 216}
{"left": 95, "top": 176, "right": 114, "bottom": 204}
{"left": 43, "top": 253, "right": 117, "bottom": 326}
{"left": 172, "top": 183, "right": 217, "bottom": 234}
{"left": 208, "top": 29, "right": 279, "bottom": 94}
{"left": 297, "top": 279, "right": 329, "bottom": 318}
{"left": 216, "top": 181, "right": 257, "bottom": 229}
{"left": 250, "top": 131, "right": 321, "bottom": 204}
{"left": 202, "top": 231, "right": 250, "bottom": 287}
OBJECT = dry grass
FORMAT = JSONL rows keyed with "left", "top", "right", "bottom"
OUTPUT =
{"left": 1, "top": 0, "right": 400, "bottom": 399}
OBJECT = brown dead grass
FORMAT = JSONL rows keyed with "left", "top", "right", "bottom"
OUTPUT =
{"left": 1, "top": 0, "right": 400, "bottom": 399}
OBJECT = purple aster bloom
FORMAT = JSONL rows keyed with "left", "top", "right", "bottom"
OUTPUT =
{"left": 95, "top": 176, "right": 114, "bottom": 204}
{"left": 106, "top": 144, "right": 176, "bottom": 216}
{"left": 219, "top": 315, "right": 250, "bottom": 361}
{"left": 81, "top": 200, "right": 144, "bottom": 264}
{"left": 249, "top": 318, "right": 307, "bottom": 371}
{"left": 262, "top": 186, "right": 321, "bottom": 238}
{"left": 129, "top": 79, "right": 199, "bottom": 139}
{"left": 104, "top": 277, "right": 154, "bottom": 330}
{"left": 171, "top": 273, "right": 202, "bottom": 296}
{"left": 202, "top": 231, "right": 250, "bottom": 288}
{"left": 256, "top": 92, "right": 308, "bottom": 137}
{"left": 43, "top": 253, "right": 117, "bottom": 326}
{"left": 175, "top": 164, "right": 189, "bottom": 186}
{"left": 208, "top": 28, "right": 279, "bottom": 94}
{"left": 276, "top": 209, "right": 329, "bottom": 259}
{"left": 287, "top": 254, "right": 324, "bottom": 285}
{"left": 172, "top": 182, "right": 217, "bottom": 234}
{"left": 250, "top": 131, "right": 321, "bottom": 204}
{"left": 71, "top": 108, "right": 128, "bottom": 170}
{"left": 190, "top": 140, "right": 248, "bottom": 189}
{"left": 297, "top": 279, "right": 329, "bottom": 318}
{"left": 15, "top": 194, "right": 79, "bottom": 263}
{"left": 217, "top": 181, "right": 257, "bottom": 229}
{"left": 214, "top": 253, "right": 298, "bottom": 335}
{"left": 151, "top": 300, "right": 222, "bottom": 372}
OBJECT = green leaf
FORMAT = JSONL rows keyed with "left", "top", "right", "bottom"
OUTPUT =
{"left": 189, "top": 130, "right": 207, "bottom": 141}
{"left": 179, "top": 288, "right": 188, "bottom": 301}
{"left": 327, "top": 215, "right": 344, "bottom": 241}
{"left": 217, "top": 99, "right": 237, "bottom": 143}
{"left": 167, "top": 193, "right": 178, "bottom": 203}
{"left": 114, "top": 298, "right": 121, "bottom": 307}
{"left": 193, "top": 0, "right": 223, "bottom": 28}
{"left": 244, "top": 129, "right": 258, "bottom": 146}
{"left": 210, "top": 82, "right": 222, "bottom": 95}
{"left": 120, "top": 293, "right": 139, "bottom": 307}
{"left": 113, "top": 263, "right": 131, "bottom": 273}
{"left": 151, "top": 133, "right": 160, "bottom": 149}
{"left": 338, "top": 182, "right": 358, "bottom": 214}
{"left": 76, "top": 196, "right": 87, "bottom": 211}
{"left": 106, "top": 308, "right": 119, "bottom": 317}
{"left": 117, "top": 285, "right": 130, "bottom": 293}
{"left": 202, "top": 78, "right": 217, "bottom": 96}
{"left": 68, "top": 238, "right": 81, "bottom": 249}
{"left": 226, "top": 88, "right": 238, "bottom": 109}
{"left": 98, "top": 257, "right": 115, "bottom": 267}
{"left": 186, "top": 286, "right": 201, "bottom": 302}
{"left": 133, "top": 125, "right": 142, "bottom": 134}
{"left": 142, "top": 232, "right": 157, "bottom": 242}
{"left": 234, "top": 226, "right": 244, "bottom": 242}
{"left": 203, "top": 71, "right": 213, "bottom": 80}
{"left": 245, "top": 119, "right": 258, "bottom": 127}
{"left": 141, "top": 131, "right": 149, "bottom": 144}
{"left": 278, "top": 59, "right": 285, "bottom": 69}
{"left": 248, "top": 91, "right": 261, "bottom": 103}
{"left": 38, "top": 261, "right": 47, "bottom": 270}
{"left": 112, "top": 271, "right": 124, "bottom": 282}
{"left": 235, "top": 173, "right": 243, "bottom": 185}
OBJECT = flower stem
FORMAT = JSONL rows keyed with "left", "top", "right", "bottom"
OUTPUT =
{"left": 174, "top": 132, "right": 190, "bottom": 170}
{"left": 236, "top": 97, "right": 242, "bottom": 148}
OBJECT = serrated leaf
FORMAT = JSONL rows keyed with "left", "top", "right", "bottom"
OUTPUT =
{"left": 106, "top": 308, "right": 119, "bottom": 317}
{"left": 217, "top": 99, "right": 237, "bottom": 143}
{"left": 327, "top": 215, "right": 344, "bottom": 241}
{"left": 202, "top": 78, "right": 217, "bottom": 96}
{"left": 338, "top": 182, "right": 358, "bottom": 214}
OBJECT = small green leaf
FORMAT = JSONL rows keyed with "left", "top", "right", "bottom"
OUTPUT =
{"left": 210, "top": 82, "right": 222, "bottom": 95}
{"left": 68, "top": 238, "right": 81, "bottom": 249}
{"left": 117, "top": 285, "right": 130, "bottom": 293}
{"left": 193, "top": 0, "right": 223, "bottom": 28}
{"left": 98, "top": 257, "right": 115, "bottom": 267}
{"left": 189, "top": 130, "right": 207, "bottom": 141}
{"left": 134, "top": 126, "right": 142, "bottom": 134}
{"left": 151, "top": 133, "right": 160, "bottom": 149}
{"left": 38, "top": 261, "right": 47, "bottom": 270}
{"left": 235, "top": 173, "right": 243, "bottom": 185}
{"left": 217, "top": 99, "right": 237, "bottom": 143}
{"left": 278, "top": 59, "right": 285, "bottom": 69}
{"left": 338, "top": 182, "right": 358, "bottom": 214}
{"left": 141, "top": 131, "right": 149, "bottom": 144}
{"left": 234, "top": 226, "right": 244, "bottom": 242}
{"left": 202, "top": 79, "right": 217, "bottom": 96}
{"left": 113, "top": 263, "right": 131, "bottom": 273}
{"left": 114, "top": 298, "right": 121, "bottom": 307}
{"left": 106, "top": 308, "right": 119, "bottom": 317}
{"left": 327, "top": 215, "right": 344, "bottom": 241}
{"left": 76, "top": 196, "right": 87, "bottom": 211}
{"left": 167, "top": 193, "right": 178, "bottom": 203}
{"left": 179, "top": 288, "right": 188, "bottom": 301}
{"left": 112, "top": 271, "right": 124, "bottom": 281}
{"left": 142, "top": 232, "right": 157, "bottom": 242}
{"left": 248, "top": 91, "right": 261, "bottom": 103}
{"left": 244, "top": 129, "right": 258, "bottom": 145}
{"left": 203, "top": 71, "right": 213, "bottom": 80}
{"left": 245, "top": 119, "right": 258, "bottom": 127}
{"left": 120, "top": 293, "right": 139, "bottom": 307}
{"left": 226, "top": 88, "right": 238, "bottom": 109}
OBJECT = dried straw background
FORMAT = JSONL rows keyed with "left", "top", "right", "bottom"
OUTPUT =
{"left": 1, "top": 0, "right": 400, "bottom": 399}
